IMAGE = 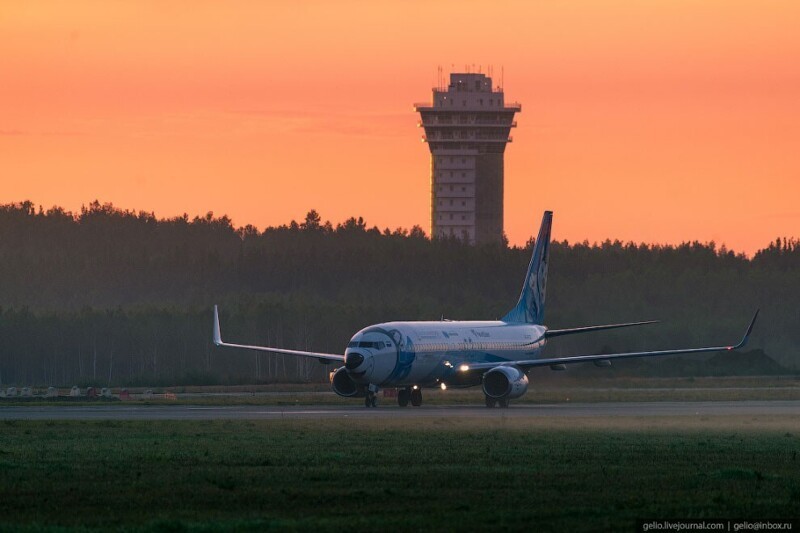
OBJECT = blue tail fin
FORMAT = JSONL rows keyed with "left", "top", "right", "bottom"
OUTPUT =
{"left": 502, "top": 211, "right": 552, "bottom": 324}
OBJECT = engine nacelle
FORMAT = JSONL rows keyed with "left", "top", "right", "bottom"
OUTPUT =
{"left": 482, "top": 366, "right": 529, "bottom": 400}
{"left": 330, "top": 367, "right": 367, "bottom": 398}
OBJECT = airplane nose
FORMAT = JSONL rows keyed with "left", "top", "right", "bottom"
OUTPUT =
{"left": 345, "top": 352, "right": 365, "bottom": 370}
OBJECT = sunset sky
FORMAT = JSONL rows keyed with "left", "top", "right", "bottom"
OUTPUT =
{"left": 2, "top": 1, "right": 798, "bottom": 254}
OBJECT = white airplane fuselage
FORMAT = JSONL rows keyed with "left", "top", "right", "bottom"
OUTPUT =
{"left": 344, "top": 321, "right": 546, "bottom": 388}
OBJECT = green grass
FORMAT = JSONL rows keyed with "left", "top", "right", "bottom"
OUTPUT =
{"left": 0, "top": 418, "right": 798, "bottom": 531}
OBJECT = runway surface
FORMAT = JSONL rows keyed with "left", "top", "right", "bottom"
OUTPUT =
{"left": 1, "top": 400, "right": 798, "bottom": 420}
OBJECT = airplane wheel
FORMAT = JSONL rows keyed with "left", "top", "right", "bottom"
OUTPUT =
{"left": 398, "top": 388, "right": 410, "bottom": 407}
{"left": 365, "top": 392, "right": 378, "bottom": 408}
{"left": 410, "top": 388, "right": 422, "bottom": 407}
{"left": 498, "top": 398, "right": 509, "bottom": 408}
{"left": 485, "top": 396, "right": 497, "bottom": 408}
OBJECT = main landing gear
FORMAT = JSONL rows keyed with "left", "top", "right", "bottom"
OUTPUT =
{"left": 397, "top": 387, "right": 423, "bottom": 407}
{"left": 411, "top": 388, "right": 422, "bottom": 407}
{"left": 485, "top": 395, "right": 509, "bottom": 408}
{"left": 398, "top": 388, "right": 409, "bottom": 407}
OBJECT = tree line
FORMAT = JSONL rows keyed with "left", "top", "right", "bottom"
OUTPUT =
{"left": 0, "top": 200, "right": 797, "bottom": 386}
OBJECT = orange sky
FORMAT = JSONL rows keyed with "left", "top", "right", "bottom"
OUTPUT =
{"left": 1, "top": 1, "right": 799, "bottom": 254}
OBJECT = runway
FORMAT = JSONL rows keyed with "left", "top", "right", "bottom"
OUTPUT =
{"left": 1, "top": 400, "right": 798, "bottom": 420}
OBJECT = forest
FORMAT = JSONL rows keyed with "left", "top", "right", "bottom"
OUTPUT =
{"left": 0, "top": 200, "right": 797, "bottom": 387}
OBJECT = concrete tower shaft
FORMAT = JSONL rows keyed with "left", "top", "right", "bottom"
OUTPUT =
{"left": 415, "top": 72, "right": 520, "bottom": 245}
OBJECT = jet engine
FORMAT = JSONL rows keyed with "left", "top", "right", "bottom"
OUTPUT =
{"left": 330, "top": 367, "right": 367, "bottom": 398}
{"left": 482, "top": 366, "right": 529, "bottom": 400}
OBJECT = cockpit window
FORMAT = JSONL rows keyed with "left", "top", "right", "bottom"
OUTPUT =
{"left": 347, "top": 341, "right": 386, "bottom": 349}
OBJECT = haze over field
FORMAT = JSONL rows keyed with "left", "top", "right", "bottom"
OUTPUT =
{"left": 2, "top": 1, "right": 800, "bottom": 254}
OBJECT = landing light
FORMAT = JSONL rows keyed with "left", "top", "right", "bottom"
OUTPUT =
{"left": 440, "top": 383, "right": 447, "bottom": 391}
{"left": 412, "top": 385, "right": 419, "bottom": 390}
{"left": 459, "top": 364, "right": 470, "bottom": 372}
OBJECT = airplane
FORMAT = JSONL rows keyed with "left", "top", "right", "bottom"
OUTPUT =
{"left": 213, "top": 211, "right": 759, "bottom": 408}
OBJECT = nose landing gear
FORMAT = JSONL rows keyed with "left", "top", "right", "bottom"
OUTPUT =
{"left": 364, "top": 384, "right": 380, "bottom": 408}
{"left": 365, "top": 391, "right": 378, "bottom": 408}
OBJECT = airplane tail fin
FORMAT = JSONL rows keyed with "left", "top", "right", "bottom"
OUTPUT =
{"left": 502, "top": 211, "right": 552, "bottom": 324}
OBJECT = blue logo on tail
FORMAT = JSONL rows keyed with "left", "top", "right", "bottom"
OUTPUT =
{"left": 502, "top": 211, "right": 552, "bottom": 325}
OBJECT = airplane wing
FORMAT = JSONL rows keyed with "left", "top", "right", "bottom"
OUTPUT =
{"left": 461, "top": 310, "right": 759, "bottom": 372}
{"left": 212, "top": 305, "right": 345, "bottom": 363}
{"left": 545, "top": 320, "right": 659, "bottom": 339}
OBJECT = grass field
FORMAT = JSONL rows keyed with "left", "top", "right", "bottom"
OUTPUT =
{"left": 0, "top": 416, "right": 798, "bottom": 531}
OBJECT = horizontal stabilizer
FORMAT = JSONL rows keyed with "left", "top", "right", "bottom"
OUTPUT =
{"left": 545, "top": 320, "right": 659, "bottom": 339}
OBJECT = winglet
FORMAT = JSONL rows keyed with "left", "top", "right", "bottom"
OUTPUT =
{"left": 209, "top": 306, "right": 343, "bottom": 362}
{"left": 213, "top": 305, "right": 223, "bottom": 346}
{"left": 730, "top": 309, "right": 759, "bottom": 350}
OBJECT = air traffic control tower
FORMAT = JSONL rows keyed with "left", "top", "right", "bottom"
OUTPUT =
{"left": 415, "top": 72, "right": 520, "bottom": 245}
